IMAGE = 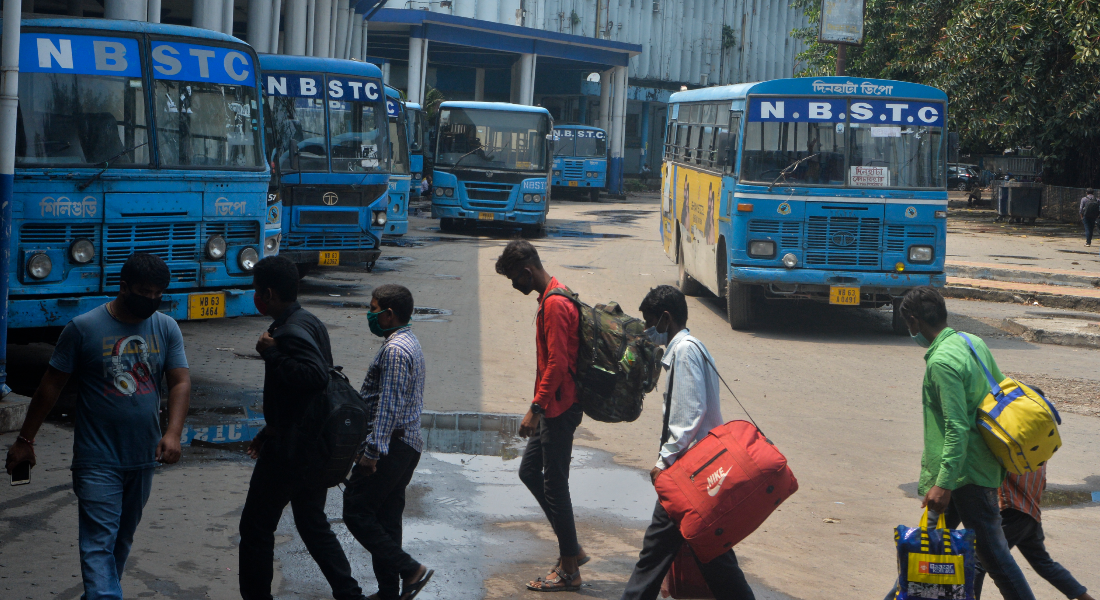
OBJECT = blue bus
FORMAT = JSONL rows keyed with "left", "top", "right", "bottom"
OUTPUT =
{"left": 552, "top": 124, "right": 607, "bottom": 202}
{"left": 431, "top": 101, "right": 553, "bottom": 235}
{"left": 405, "top": 101, "right": 428, "bottom": 183}
{"left": 662, "top": 77, "right": 948, "bottom": 332}
{"left": 383, "top": 86, "right": 410, "bottom": 236}
{"left": 260, "top": 55, "right": 390, "bottom": 275}
{"left": 8, "top": 19, "right": 273, "bottom": 333}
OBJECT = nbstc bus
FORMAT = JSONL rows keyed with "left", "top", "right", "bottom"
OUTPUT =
{"left": 552, "top": 124, "right": 607, "bottom": 202}
{"left": 384, "top": 86, "right": 411, "bottom": 236}
{"left": 663, "top": 77, "right": 948, "bottom": 331}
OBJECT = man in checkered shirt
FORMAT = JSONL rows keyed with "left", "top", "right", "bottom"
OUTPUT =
{"left": 342, "top": 284, "right": 433, "bottom": 600}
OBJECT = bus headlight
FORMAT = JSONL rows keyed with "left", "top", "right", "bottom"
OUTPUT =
{"left": 532, "top": 194, "right": 543, "bottom": 203}
{"left": 782, "top": 253, "right": 798, "bottom": 268}
{"left": 413, "top": 172, "right": 422, "bottom": 180}
{"left": 264, "top": 234, "right": 281, "bottom": 256}
{"left": 27, "top": 253, "right": 52, "bottom": 279}
{"left": 587, "top": 171, "right": 599, "bottom": 178}
{"left": 238, "top": 247, "right": 259, "bottom": 271}
{"left": 908, "top": 245, "right": 934, "bottom": 263}
{"left": 523, "top": 194, "right": 533, "bottom": 203}
{"left": 392, "top": 201, "right": 401, "bottom": 213}
{"left": 435, "top": 187, "right": 445, "bottom": 197}
{"left": 748, "top": 240, "right": 776, "bottom": 258}
{"left": 444, "top": 187, "right": 454, "bottom": 197}
{"left": 206, "top": 235, "right": 227, "bottom": 260}
{"left": 373, "top": 210, "right": 388, "bottom": 226}
{"left": 69, "top": 238, "right": 95, "bottom": 264}
{"left": 553, "top": 170, "right": 562, "bottom": 177}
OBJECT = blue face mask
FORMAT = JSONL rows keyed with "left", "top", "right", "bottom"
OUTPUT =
{"left": 644, "top": 326, "right": 668, "bottom": 346}
{"left": 911, "top": 331, "right": 932, "bottom": 348}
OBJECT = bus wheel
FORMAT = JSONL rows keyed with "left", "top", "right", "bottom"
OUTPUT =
{"left": 677, "top": 241, "right": 704, "bottom": 296}
{"left": 296, "top": 264, "right": 312, "bottom": 280}
{"left": 891, "top": 298, "right": 909, "bottom": 336}
{"left": 726, "top": 281, "right": 754, "bottom": 330}
{"left": 589, "top": 189, "right": 600, "bottom": 203}
{"left": 439, "top": 218, "right": 457, "bottom": 232}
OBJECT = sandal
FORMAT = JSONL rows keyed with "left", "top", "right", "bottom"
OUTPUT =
{"left": 399, "top": 567, "right": 434, "bottom": 600}
{"left": 526, "top": 567, "right": 582, "bottom": 592}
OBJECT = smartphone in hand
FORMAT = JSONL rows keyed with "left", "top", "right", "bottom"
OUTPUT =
{"left": 10, "top": 462, "right": 30, "bottom": 486}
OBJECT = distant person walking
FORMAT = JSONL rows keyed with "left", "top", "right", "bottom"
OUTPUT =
{"left": 495, "top": 240, "right": 587, "bottom": 592}
{"left": 620, "top": 285, "right": 756, "bottom": 600}
{"left": 1080, "top": 188, "right": 1098, "bottom": 247}
{"left": 343, "top": 284, "right": 433, "bottom": 600}
{"left": 238, "top": 256, "right": 368, "bottom": 600}
{"left": 974, "top": 466, "right": 1094, "bottom": 600}
{"left": 640, "top": 162, "right": 652, "bottom": 185}
{"left": 886, "top": 286, "right": 1036, "bottom": 600}
{"left": 5, "top": 253, "right": 191, "bottom": 600}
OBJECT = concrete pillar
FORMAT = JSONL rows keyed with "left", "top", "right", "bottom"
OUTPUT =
{"left": 223, "top": 0, "right": 235, "bottom": 35}
{"left": 474, "top": 68, "right": 485, "bottom": 101}
{"left": 269, "top": 0, "right": 284, "bottom": 54}
{"left": 350, "top": 13, "right": 362, "bottom": 60}
{"left": 407, "top": 36, "right": 423, "bottom": 104}
{"left": 326, "top": 0, "right": 338, "bottom": 57}
{"left": 639, "top": 100, "right": 650, "bottom": 169}
{"left": 193, "top": 0, "right": 223, "bottom": 32}
{"left": 518, "top": 53, "right": 536, "bottom": 106}
{"left": 105, "top": 0, "right": 147, "bottom": 21}
{"left": 284, "top": 0, "right": 306, "bottom": 54}
{"left": 334, "top": 0, "right": 349, "bottom": 59}
{"left": 147, "top": 0, "right": 160, "bottom": 22}
{"left": 382, "top": 61, "right": 391, "bottom": 85}
{"left": 362, "top": 20, "right": 369, "bottom": 61}
{"left": 417, "top": 38, "right": 429, "bottom": 103}
{"left": 313, "top": 0, "right": 332, "bottom": 57}
{"left": 305, "top": 0, "right": 316, "bottom": 55}
{"left": 608, "top": 65, "right": 627, "bottom": 195}
{"left": 598, "top": 68, "right": 611, "bottom": 130}
{"left": 248, "top": 0, "right": 272, "bottom": 52}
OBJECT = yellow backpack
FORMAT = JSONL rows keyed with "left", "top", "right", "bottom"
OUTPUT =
{"left": 959, "top": 333, "right": 1062, "bottom": 474}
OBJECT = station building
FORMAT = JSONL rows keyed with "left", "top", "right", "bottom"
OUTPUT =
{"left": 24, "top": 0, "right": 806, "bottom": 191}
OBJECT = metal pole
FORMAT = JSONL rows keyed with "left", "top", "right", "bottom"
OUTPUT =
{"left": 835, "top": 43, "right": 846, "bottom": 76}
{"left": 0, "top": 0, "right": 21, "bottom": 397}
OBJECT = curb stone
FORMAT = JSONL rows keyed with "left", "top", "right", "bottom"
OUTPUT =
{"left": 0, "top": 393, "right": 31, "bottom": 434}
{"left": 1001, "top": 318, "right": 1100, "bottom": 349}
{"left": 943, "top": 285, "right": 1100, "bottom": 314}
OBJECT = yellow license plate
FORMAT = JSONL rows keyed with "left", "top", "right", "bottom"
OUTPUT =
{"left": 189, "top": 292, "right": 225, "bottom": 319}
{"left": 319, "top": 251, "right": 340, "bottom": 266}
{"left": 478, "top": 212, "right": 495, "bottom": 221}
{"left": 829, "top": 286, "right": 861, "bottom": 306}
{"left": 568, "top": 180, "right": 579, "bottom": 187}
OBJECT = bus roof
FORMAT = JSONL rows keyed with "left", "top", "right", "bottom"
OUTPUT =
{"left": 18, "top": 17, "right": 247, "bottom": 44}
{"left": 439, "top": 101, "right": 551, "bottom": 116}
{"left": 554, "top": 124, "right": 605, "bottom": 133}
{"left": 385, "top": 85, "right": 403, "bottom": 99}
{"left": 258, "top": 54, "right": 383, "bottom": 79}
{"left": 669, "top": 77, "right": 947, "bottom": 104}
{"left": 405, "top": 102, "right": 422, "bottom": 110}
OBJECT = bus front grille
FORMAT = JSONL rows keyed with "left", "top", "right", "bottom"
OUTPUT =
{"left": 885, "top": 224, "right": 936, "bottom": 252}
{"left": 806, "top": 216, "right": 881, "bottom": 268}
{"left": 20, "top": 223, "right": 98, "bottom": 246}
{"left": 284, "top": 232, "right": 375, "bottom": 250}
{"left": 747, "top": 220, "right": 800, "bottom": 249}
{"left": 203, "top": 221, "right": 261, "bottom": 244}
{"left": 106, "top": 266, "right": 198, "bottom": 287}
{"left": 104, "top": 223, "right": 200, "bottom": 263}
{"left": 563, "top": 160, "right": 585, "bottom": 179}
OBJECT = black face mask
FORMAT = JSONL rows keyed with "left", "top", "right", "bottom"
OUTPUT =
{"left": 123, "top": 292, "right": 161, "bottom": 320}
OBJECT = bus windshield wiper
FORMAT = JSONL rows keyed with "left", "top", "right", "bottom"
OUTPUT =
{"left": 769, "top": 153, "right": 819, "bottom": 191}
{"left": 78, "top": 142, "right": 149, "bottom": 191}
{"left": 451, "top": 144, "right": 494, "bottom": 171}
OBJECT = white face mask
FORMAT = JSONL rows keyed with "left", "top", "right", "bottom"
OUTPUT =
{"left": 644, "top": 326, "right": 669, "bottom": 346}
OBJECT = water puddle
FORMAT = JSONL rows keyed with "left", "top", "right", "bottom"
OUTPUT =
{"left": 581, "top": 209, "right": 656, "bottom": 226}
{"left": 1042, "top": 488, "right": 1100, "bottom": 508}
{"left": 1057, "top": 249, "right": 1097, "bottom": 256}
{"left": 563, "top": 264, "right": 604, "bottom": 270}
{"left": 543, "top": 226, "right": 632, "bottom": 239}
{"left": 988, "top": 255, "right": 1040, "bottom": 260}
{"left": 412, "top": 307, "right": 453, "bottom": 322}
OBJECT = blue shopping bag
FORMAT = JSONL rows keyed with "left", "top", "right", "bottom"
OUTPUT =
{"left": 891, "top": 509, "right": 977, "bottom": 600}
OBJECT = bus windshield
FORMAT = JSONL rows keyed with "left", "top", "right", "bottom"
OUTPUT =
{"left": 554, "top": 130, "right": 574, "bottom": 156}
{"left": 268, "top": 96, "right": 328, "bottom": 171}
{"left": 17, "top": 72, "right": 150, "bottom": 167}
{"left": 330, "top": 98, "right": 388, "bottom": 173}
{"left": 407, "top": 109, "right": 425, "bottom": 153}
{"left": 436, "top": 108, "right": 550, "bottom": 171}
{"left": 155, "top": 79, "right": 263, "bottom": 168}
{"left": 574, "top": 130, "right": 606, "bottom": 158}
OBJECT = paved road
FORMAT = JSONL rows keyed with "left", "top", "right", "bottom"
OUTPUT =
{"left": 1, "top": 194, "right": 1097, "bottom": 599}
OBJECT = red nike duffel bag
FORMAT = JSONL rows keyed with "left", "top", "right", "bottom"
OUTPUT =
{"left": 654, "top": 420, "right": 798, "bottom": 563}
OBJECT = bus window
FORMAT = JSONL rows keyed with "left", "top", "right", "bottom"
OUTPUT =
{"left": 699, "top": 125, "right": 714, "bottom": 168}
{"left": 741, "top": 121, "right": 846, "bottom": 185}
{"left": 267, "top": 96, "right": 327, "bottom": 171}
{"left": 17, "top": 73, "right": 149, "bottom": 167}
{"left": 664, "top": 122, "right": 676, "bottom": 160}
{"left": 574, "top": 130, "right": 606, "bottom": 157}
{"left": 554, "top": 129, "right": 575, "bottom": 156}
{"left": 155, "top": 80, "right": 262, "bottom": 168}
{"left": 436, "top": 108, "right": 550, "bottom": 171}
{"left": 330, "top": 99, "right": 387, "bottom": 173}
{"left": 849, "top": 124, "right": 944, "bottom": 188}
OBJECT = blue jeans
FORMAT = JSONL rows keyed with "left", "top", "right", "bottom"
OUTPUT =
{"left": 885, "top": 485, "right": 1036, "bottom": 600}
{"left": 975, "top": 508, "right": 1087, "bottom": 599}
{"left": 72, "top": 467, "right": 155, "bottom": 600}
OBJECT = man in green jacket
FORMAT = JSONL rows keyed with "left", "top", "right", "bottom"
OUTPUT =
{"left": 887, "top": 286, "right": 1036, "bottom": 600}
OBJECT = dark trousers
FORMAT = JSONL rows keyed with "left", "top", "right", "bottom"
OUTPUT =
{"left": 975, "top": 508, "right": 1088, "bottom": 599}
{"left": 518, "top": 403, "right": 583, "bottom": 558}
{"left": 238, "top": 440, "right": 364, "bottom": 600}
{"left": 620, "top": 501, "right": 755, "bottom": 600}
{"left": 1084, "top": 214, "right": 1098, "bottom": 245}
{"left": 885, "top": 485, "right": 1035, "bottom": 600}
{"left": 343, "top": 438, "right": 423, "bottom": 600}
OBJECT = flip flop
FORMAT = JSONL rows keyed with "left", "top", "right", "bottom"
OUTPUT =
{"left": 526, "top": 567, "right": 582, "bottom": 593}
{"left": 399, "top": 568, "right": 434, "bottom": 600}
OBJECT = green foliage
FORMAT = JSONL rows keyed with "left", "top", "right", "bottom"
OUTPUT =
{"left": 423, "top": 86, "right": 446, "bottom": 120}
{"left": 791, "top": 0, "right": 1100, "bottom": 185}
{"left": 722, "top": 25, "right": 737, "bottom": 50}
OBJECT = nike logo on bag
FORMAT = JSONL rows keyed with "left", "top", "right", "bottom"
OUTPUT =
{"left": 706, "top": 467, "right": 729, "bottom": 497}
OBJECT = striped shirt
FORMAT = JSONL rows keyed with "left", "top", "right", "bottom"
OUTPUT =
{"left": 999, "top": 466, "right": 1045, "bottom": 522}
{"left": 358, "top": 326, "right": 426, "bottom": 460}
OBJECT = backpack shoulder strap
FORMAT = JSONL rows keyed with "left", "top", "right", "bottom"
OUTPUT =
{"left": 957, "top": 332, "right": 1000, "bottom": 396}
{"left": 660, "top": 363, "right": 675, "bottom": 448}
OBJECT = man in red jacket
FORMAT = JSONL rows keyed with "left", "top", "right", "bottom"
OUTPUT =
{"left": 496, "top": 240, "right": 587, "bottom": 593}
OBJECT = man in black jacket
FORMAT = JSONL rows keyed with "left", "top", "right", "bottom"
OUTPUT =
{"left": 238, "top": 256, "right": 367, "bottom": 600}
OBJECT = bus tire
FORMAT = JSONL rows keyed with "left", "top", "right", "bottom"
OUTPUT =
{"left": 677, "top": 241, "right": 704, "bottom": 296}
{"left": 726, "top": 281, "right": 754, "bottom": 330}
{"left": 589, "top": 188, "right": 600, "bottom": 203}
{"left": 891, "top": 298, "right": 909, "bottom": 336}
{"left": 439, "top": 217, "right": 457, "bottom": 232}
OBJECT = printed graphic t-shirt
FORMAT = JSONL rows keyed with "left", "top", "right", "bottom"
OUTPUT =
{"left": 50, "top": 304, "right": 189, "bottom": 470}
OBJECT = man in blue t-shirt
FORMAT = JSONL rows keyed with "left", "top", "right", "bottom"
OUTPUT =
{"left": 5, "top": 253, "right": 191, "bottom": 600}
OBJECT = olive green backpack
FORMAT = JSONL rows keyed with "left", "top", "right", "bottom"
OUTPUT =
{"left": 546, "top": 288, "right": 664, "bottom": 423}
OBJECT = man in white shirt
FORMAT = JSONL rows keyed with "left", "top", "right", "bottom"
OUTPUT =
{"left": 620, "top": 285, "right": 756, "bottom": 600}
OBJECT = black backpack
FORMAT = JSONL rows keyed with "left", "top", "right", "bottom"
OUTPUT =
{"left": 287, "top": 366, "right": 371, "bottom": 488}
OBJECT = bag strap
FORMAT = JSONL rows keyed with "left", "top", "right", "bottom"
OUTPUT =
{"left": 957, "top": 332, "right": 1001, "bottom": 397}
{"left": 660, "top": 364, "right": 675, "bottom": 448}
{"left": 662, "top": 337, "right": 764, "bottom": 440}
